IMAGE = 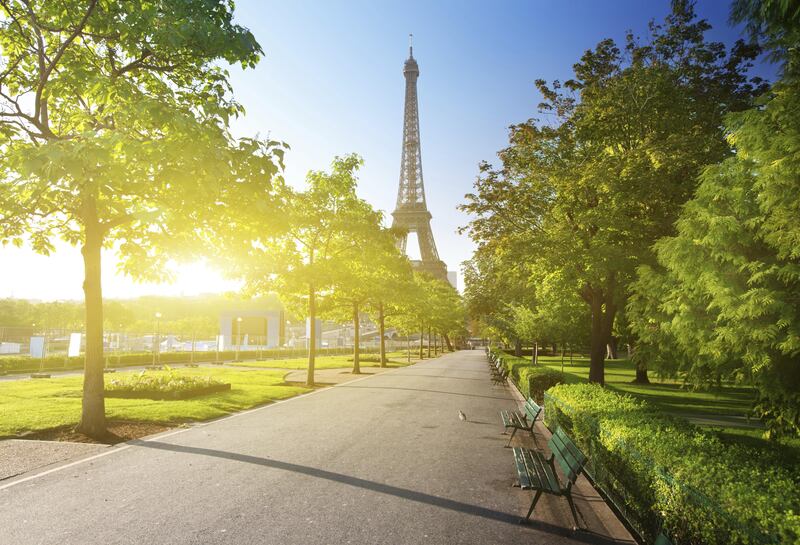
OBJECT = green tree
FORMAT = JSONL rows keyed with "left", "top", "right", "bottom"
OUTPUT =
{"left": 235, "top": 155, "right": 381, "bottom": 386}
{"left": 629, "top": 6, "right": 800, "bottom": 436}
{"left": 322, "top": 217, "right": 397, "bottom": 374}
{"left": 0, "top": 1, "right": 281, "bottom": 437}
{"left": 461, "top": 2, "right": 762, "bottom": 385}
{"left": 462, "top": 248, "right": 534, "bottom": 355}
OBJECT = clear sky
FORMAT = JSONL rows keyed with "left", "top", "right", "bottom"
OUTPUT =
{"left": 0, "top": 0, "right": 773, "bottom": 301}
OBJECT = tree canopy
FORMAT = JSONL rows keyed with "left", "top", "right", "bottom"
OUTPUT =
{"left": 0, "top": 0, "right": 282, "bottom": 437}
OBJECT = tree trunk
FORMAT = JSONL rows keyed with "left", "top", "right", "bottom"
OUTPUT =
{"left": 406, "top": 334, "right": 411, "bottom": 363}
{"left": 586, "top": 277, "right": 617, "bottom": 387}
{"left": 606, "top": 336, "right": 618, "bottom": 360}
{"left": 588, "top": 291, "right": 606, "bottom": 386}
{"left": 77, "top": 218, "right": 106, "bottom": 439}
{"left": 378, "top": 302, "right": 387, "bottom": 367}
{"left": 352, "top": 301, "right": 361, "bottom": 374}
{"left": 444, "top": 334, "right": 453, "bottom": 351}
{"left": 634, "top": 363, "right": 650, "bottom": 384}
{"left": 427, "top": 326, "right": 431, "bottom": 358}
{"left": 306, "top": 284, "right": 316, "bottom": 387}
{"left": 419, "top": 323, "right": 424, "bottom": 359}
{"left": 514, "top": 338, "right": 522, "bottom": 357}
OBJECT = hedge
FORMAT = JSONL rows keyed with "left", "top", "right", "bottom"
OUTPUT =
{"left": 544, "top": 383, "right": 800, "bottom": 545}
{"left": 487, "top": 347, "right": 565, "bottom": 402}
{"left": 518, "top": 367, "right": 564, "bottom": 404}
{"left": 0, "top": 347, "right": 379, "bottom": 374}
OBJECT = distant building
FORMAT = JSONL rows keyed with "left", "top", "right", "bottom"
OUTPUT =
{"left": 219, "top": 310, "right": 285, "bottom": 350}
{"left": 447, "top": 271, "right": 457, "bottom": 290}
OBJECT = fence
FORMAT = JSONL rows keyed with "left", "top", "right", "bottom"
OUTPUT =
{"left": 0, "top": 326, "right": 429, "bottom": 375}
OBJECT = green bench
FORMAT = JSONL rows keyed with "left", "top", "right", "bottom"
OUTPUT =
{"left": 491, "top": 359, "right": 508, "bottom": 385}
{"left": 500, "top": 397, "right": 542, "bottom": 447}
{"left": 511, "top": 426, "right": 587, "bottom": 529}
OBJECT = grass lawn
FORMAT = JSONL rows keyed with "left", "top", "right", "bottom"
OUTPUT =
{"left": 501, "top": 351, "right": 800, "bottom": 462}
{"left": 228, "top": 350, "right": 418, "bottom": 370}
{"left": 0, "top": 367, "right": 309, "bottom": 437}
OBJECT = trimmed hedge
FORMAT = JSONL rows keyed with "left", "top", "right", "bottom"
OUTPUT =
{"left": 0, "top": 347, "right": 379, "bottom": 374}
{"left": 544, "top": 383, "right": 800, "bottom": 545}
{"left": 487, "top": 347, "right": 565, "bottom": 401}
{"left": 518, "top": 367, "right": 564, "bottom": 404}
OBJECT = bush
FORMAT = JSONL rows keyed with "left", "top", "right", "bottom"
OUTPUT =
{"left": 518, "top": 367, "right": 564, "bottom": 403}
{"left": 544, "top": 383, "right": 800, "bottom": 545}
{"left": 487, "top": 348, "right": 565, "bottom": 401}
{"left": 105, "top": 366, "right": 230, "bottom": 400}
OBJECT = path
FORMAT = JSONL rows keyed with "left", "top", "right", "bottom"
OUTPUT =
{"left": 0, "top": 350, "right": 632, "bottom": 545}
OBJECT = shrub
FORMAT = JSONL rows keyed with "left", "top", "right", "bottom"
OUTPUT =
{"left": 487, "top": 348, "right": 565, "bottom": 401}
{"left": 544, "top": 383, "right": 800, "bottom": 545}
{"left": 518, "top": 367, "right": 564, "bottom": 403}
{"left": 105, "top": 366, "right": 230, "bottom": 400}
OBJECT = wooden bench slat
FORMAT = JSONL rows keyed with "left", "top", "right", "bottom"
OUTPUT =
{"left": 550, "top": 433, "right": 581, "bottom": 482}
{"left": 512, "top": 447, "right": 533, "bottom": 489}
{"left": 531, "top": 452, "right": 560, "bottom": 493}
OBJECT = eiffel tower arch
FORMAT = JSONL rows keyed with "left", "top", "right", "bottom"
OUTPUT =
{"left": 391, "top": 39, "right": 448, "bottom": 281}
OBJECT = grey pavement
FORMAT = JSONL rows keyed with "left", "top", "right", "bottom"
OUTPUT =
{"left": 0, "top": 350, "right": 633, "bottom": 545}
{"left": 0, "top": 440, "right": 108, "bottom": 481}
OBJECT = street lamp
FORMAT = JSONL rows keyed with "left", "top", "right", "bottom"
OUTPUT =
{"left": 235, "top": 316, "right": 243, "bottom": 362}
{"left": 153, "top": 312, "right": 162, "bottom": 366}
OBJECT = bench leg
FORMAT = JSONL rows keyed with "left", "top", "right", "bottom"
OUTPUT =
{"left": 565, "top": 492, "right": 580, "bottom": 531}
{"left": 505, "top": 427, "right": 518, "bottom": 448}
{"left": 528, "top": 425, "right": 540, "bottom": 448}
{"left": 522, "top": 490, "right": 543, "bottom": 523}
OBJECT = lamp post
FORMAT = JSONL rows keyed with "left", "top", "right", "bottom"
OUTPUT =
{"left": 235, "top": 316, "right": 243, "bottom": 362}
{"left": 153, "top": 312, "right": 162, "bottom": 367}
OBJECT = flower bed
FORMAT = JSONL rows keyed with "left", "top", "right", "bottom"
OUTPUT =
{"left": 105, "top": 367, "right": 231, "bottom": 400}
{"left": 544, "top": 383, "right": 800, "bottom": 545}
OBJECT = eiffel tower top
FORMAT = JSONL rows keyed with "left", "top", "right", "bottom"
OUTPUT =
{"left": 404, "top": 34, "right": 418, "bottom": 75}
{"left": 395, "top": 36, "right": 426, "bottom": 212}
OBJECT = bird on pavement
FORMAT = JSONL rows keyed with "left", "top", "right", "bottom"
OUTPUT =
{"left": 458, "top": 410, "right": 467, "bottom": 421}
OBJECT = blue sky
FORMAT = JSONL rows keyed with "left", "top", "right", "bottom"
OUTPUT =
{"left": 224, "top": 0, "right": 773, "bottom": 286}
{"left": 0, "top": 0, "right": 775, "bottom": 300}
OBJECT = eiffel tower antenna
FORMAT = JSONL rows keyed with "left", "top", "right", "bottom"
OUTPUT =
{"left": 391, "top": 40, "right": 447, "bottom": 280}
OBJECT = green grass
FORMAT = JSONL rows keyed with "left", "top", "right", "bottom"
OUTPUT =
{"left": 228, "top": 351, "right": 416, "bottom": 370}
{"left": 503, "top": 351, "right": 800, "bottom": 461}
{"left": 0, "top": 367, "right": 309, "bottom": 437}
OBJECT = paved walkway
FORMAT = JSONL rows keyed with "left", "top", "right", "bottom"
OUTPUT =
{"left": 0, "top": 350, "right": 633, "bottom": 545}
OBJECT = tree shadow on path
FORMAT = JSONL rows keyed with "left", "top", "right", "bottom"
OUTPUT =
{"left": 129, "top": 439, "right": 623, "bottom": 544}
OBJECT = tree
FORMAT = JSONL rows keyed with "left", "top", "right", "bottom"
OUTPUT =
{"left": 629, "top": 5, "right": 800, "bottom": 437}
{"left": 461, "top": 2, "right": 762, "bottom": 385}
{"left": 462, "top": 247, "right": 534, "bottom": 355}
{"left": 234, "top": 155, "right": 381, "bottom": 386}
{"left": 361, "top": 232, "right": 414, "bottom": 367}
{"left": 0, "top": 1, "right": 282, "bottom": 437}
{"left": 323, "top": 221, "right": 404, "bottom": 373}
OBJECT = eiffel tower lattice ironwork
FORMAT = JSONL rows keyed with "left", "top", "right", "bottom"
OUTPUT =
{"left": 391, "top": 38, "right": 447, "bottom": 280}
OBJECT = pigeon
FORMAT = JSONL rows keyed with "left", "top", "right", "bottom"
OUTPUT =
{"left": 458, "top": 410, "right": 467, "bottom": 422}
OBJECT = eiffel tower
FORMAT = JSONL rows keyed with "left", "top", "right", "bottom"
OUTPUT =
{"left": 392, "top": 37, "right": 447, "bottom": 280}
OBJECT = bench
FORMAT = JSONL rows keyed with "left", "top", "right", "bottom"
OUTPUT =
{"left": 492, "top": 366, "right": 508, "bottom": 385}
{"left": 500, "top": 397, "right": 542, "bottom": 447}
{"left": 511, "top": 426, "right": 587, "bottom": 529}
{"left": 490, "top": 359, "right": 508, "bottom": 385}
